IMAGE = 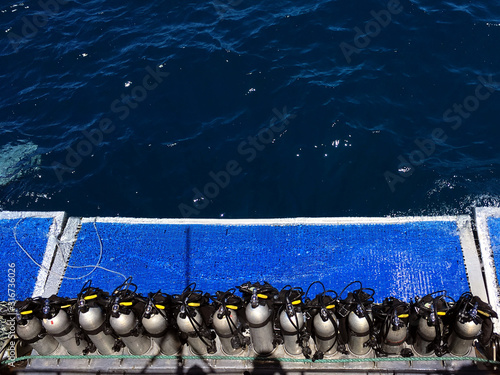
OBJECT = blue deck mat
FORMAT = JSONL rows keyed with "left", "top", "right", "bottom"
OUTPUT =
{"left": 0, "top": 217, "right": 53, "bottom": 300}
{"left": 58, "top": 220, "right": 469, "bottom": 302}
{"left": 487, "top": 217, "right": 500, "bottom": 287}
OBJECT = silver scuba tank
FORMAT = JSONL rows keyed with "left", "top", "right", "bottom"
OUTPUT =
{"left": 412, "top": 294, "right": 453, "bottom": 357}
{"left": 279, "top": 304, "right": 305, "bottom": 356}
{"left": 245, "top": 291, "right": 275, "bottom": 356}
{"left": 413, "top": 312, "right": 443, "bottom": 356}
{"left": 109, "top": 302, "right": 153, "bottom": 355}
{"left": 313, "top": 308, "right": 338, "bottom": 356}
{"left": 78, "top": 303, "right": 116, "bottom": 355}
{"left": 176, "top": 305, "right": 211, "bottom": 355}
{"left": 347, "top": 307, "right": 372, "bottom": 356}
{"left": 448, "top": 319, "right": 481, "bottom": 356}
{"left": 76, "top": 283, "right": 117, "bottom": 355}
{"left": 448, "top": 301, "right": 481, "bottom": 356}
{"left": 212, "top": 306, "right": 244, "bottom": 355}
{"left": 16, "top": 311, "right": 60, "bottom": 355}
{"left": 381, "top": 313, "right": 407, "bottom": 355}
{"left": 142, "top": 302, "right": 182, "bottom": 355}
{"left": 41, "top": 300, "right": 88, "bottom": 355}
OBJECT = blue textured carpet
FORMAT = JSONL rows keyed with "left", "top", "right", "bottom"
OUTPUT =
{"left": 0, "top": 217, "right": 52, "bottom": 300}
{"left": 487, "top": 217, "right": 500, "bottom": 288}
{"left": 58, "top": 220, "right": 469, "bottom": 302}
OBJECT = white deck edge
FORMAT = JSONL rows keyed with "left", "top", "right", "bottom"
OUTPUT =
{"left": 0, "top": 211, "right": 66, "bottom": 298}
{"left": 81, "top": 215, "right": 462, "bottom": 225}
{"left": 456, "top": 216, "right": 488, "bottom": 301}
{"left": 43, "top": 217, "right": 82, "bottom": 297}
{"left": 474, "top": 207, "right": 500, "bottom": 332}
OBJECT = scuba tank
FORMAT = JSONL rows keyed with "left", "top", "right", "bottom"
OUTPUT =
{"left": 372, "top": 297, "right": 409, "bottom": 355}
{"left": 41, "top": 296, "right": 90, "bottom": 355}
{"left": 239, "top": 282, "right": 279, "bottom": 356}
{"left": 304, "top": 282, "right": 339, "bottom": 360}
{"left": 15, "top": 298, "right": 60, "bottom": 355}
{"left": 447, "top": 293, "right": 498, "bottom": 356}
{"left": 109, "top": 278, "right": 154, "bottom": 355}
{"left": 277, "top": 286, "right": 311, "bottom": 357}
{"left": 410, "top": 291, "right": 452, "bottom": 356}
{"left": 211, "top": 289, "right": 249, "bottom": 355}
{"left": 141, "top": 291, "right": 182, "bottom": 355}
{"left": 173, "top": 284, "right": 216, "bottom": 355}
{"left": 337, "top": 282, "right": 375, "bottom": 356}
{"left": 76, "top": 281, "right": 119, "bottom": 355}
{"left": 313, "top": 305, "right": 338, "bottom": 358}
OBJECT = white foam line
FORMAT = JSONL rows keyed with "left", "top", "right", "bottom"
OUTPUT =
{"left": 475, "top": 207, "right": 500, "bottom": 332}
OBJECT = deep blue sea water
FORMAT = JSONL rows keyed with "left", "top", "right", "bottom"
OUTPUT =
{"left": 1, "top": 0, "right": 500, "bottom": 218}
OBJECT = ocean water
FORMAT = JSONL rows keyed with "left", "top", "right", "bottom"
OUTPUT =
{"left": 1, "top": 0, "right": 499, "bottom": 219}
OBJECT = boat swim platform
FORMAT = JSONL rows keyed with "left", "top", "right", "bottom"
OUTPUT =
{"left": 0, "top": 211, "right": 490, "bottom": 307}
{"left": 3, "top": 211, "right": 499, "bottom": 374}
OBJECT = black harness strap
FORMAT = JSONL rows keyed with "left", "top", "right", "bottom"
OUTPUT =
{"left": 81, "top": 321, "right": 107, "bottom": 336}
{"left": 49, "top": 323, "right": 75, "bottom": 338}
{"left": 248, "top": 313, "right": 272, "bottom": 329}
